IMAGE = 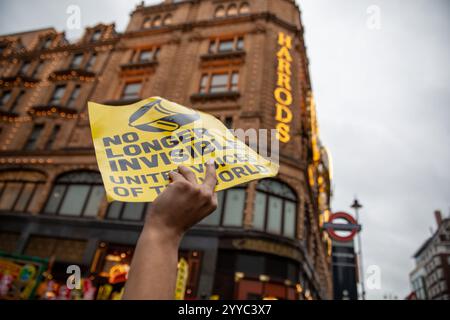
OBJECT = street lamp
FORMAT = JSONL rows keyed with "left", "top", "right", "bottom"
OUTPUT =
{"left": 351, "top": 198, "right": 365, "bottom": 300}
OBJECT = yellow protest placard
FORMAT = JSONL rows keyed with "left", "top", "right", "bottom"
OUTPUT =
{"left": 88, "top": 97, "right": 279, "bottom": 202}
{"left": 174, "top": 257, "right": 189, "bottom": 300}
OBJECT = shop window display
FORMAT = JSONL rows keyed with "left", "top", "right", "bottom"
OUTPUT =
{"left": 212, "top": 250, "right": 303, "bottom": 300}
{"left": 88, "top": 242, "right": 203, "bottom": 300}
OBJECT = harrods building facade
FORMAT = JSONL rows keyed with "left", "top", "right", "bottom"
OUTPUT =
{"left": 0, "top": 0, "right": 333, "bottom": 300}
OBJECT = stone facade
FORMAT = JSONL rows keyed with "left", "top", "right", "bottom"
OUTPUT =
{"left": 0, "top": 0, "right": 332, "bottom": 300}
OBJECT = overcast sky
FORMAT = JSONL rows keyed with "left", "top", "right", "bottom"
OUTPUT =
{"left": 1, "top": 0, "right": 449, "bottom": 300}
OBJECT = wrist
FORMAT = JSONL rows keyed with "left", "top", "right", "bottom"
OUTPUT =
{"left": 142, "top": 217, "right": 183, "bottom": 248}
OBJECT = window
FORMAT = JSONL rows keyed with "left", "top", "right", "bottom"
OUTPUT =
{"left": 67, "top": 85, "right": 81, "bottom": 108}
{"left": 199, "top": 187, "right": 246, "bottom": 227}
{"left": 223, "top": 188, "right": 246, "bottom": 226}
{"left": 24, "top": 124, "right": 44, "bottom": 151}
{"left": 153, "top": 16, "right": 162, "bottom": 28}
{"left": 106, "top": 202, "right": 150, "bottom": 221}
{"left": 163, "top": 14, "right": 173, "bottom": 26}
{"left": 0, "top": 90, "right": 12, "bottom": 107}
{"left": 143, "top": 18, "right": 152, "bottom": 29}
{"left": 434, "top": 256, "right": 441, "bottom": 266}
{"left": 0, "top": 171, "right": 45, "bottom": 213}
{"left": 31, "top": 61, "right": 45, "bottom": 78}
{"left": 239, "top": 3, "right": 250, "bottom": 15}
{"left": 91, "top": 30, "right": 102, "bottom": 42}
{"left": 45, "top": 124, "right": 60, "bottom": 150}
{"left": 49, "top": 85, "right": 66, "bottom": 105}
{"left": 224, "top": 116, "right": 233, "bottom": 129}
{"left": 267, "top": 196, "right": 282, "bottom": 233}
{"left": 199, "top": 74, "right": 208, "bottom": 93}
{"left": 10, "top": 90, "right": 25, "bottom": 113}
{"left": 20, "top": 61, "right": 31, "bottom": 75}
{"left": 218, "top": 40, "right": 234, "bottom": 52}
{"left": 199, "top": 71, "right": 239, "bottom": 94}
{"left": 138, "top": 49, "right": 158, "bottom": 62}
{"left": 86, "top": 53, "right": 97, "bottom": 71}
{"left": 284, "top": 201, "right": 296, "bottom": 238}
{"left": 237, "top": 37, "right": 244, "bottom": 50}
{"left": 210, "top": 73, "right": 229, "bottom": 93}
{"left": 41, "top": 37, "right": 53, "bottom": 50}
{"left": 253, "top": 179, "right": 298, "bottom": 238}
{"left": 121, "top": 82, "right": 142, "bottom": 100}
{"left": 139, "top": 50, "right": 152, "bottom": 62}
{"left": 200, "top": 191, "right": 224, "bottom": 225}
{"left": 213, "top": 114, "right": 235, "bottom": 128}
{"left": 43, "top": 171, "right": 104, "bottom": 218}
{"left": 215, "top": 6, "right": 225, "bottom": 18}
{"left": 209, "top": 37, "right": 244, "bottom": 53}
{"left": 70, "top": 53, "right": 83, "bottom": 69}
{"left": 231, "top": 72, "right": 239, "bottom": 91}
{"left": 227, "top": 4, "right": 238, "bottom": 16}
{"left": 253, "top": 191, "right": 266, "bottom": 230}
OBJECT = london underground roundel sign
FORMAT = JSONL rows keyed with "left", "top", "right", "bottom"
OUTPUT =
{"left": 323, "top": 212, "right": 361, "bottom": 242}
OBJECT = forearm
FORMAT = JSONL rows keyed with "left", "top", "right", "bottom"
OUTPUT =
{"left": 122, "top": 163, "right": 217, "bottom": 299}
{"left": 123, "top": 225, "right": 181, "bottom": 300}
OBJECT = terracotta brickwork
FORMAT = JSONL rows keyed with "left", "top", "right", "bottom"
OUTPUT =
{"left": 0, "top": 0, "right": 332, "bottom": 299}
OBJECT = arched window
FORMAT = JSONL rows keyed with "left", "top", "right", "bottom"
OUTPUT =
{"left": 253, "top": 179, "right": 298, "bottom": 238}
{"left": 163, "top": 14, "right": 173, "bottom": 26}
{"left": 106, "top": 201, "right": 150, "bottom": 221}
{"left": 152, "top": 16, "right": 162, "bottom": 28}
{"left": 142, "top": 17, "right": 152, "bottom": 29}
{"left": 40, "top": 36, "right": 53, "bottom": 50}
{"left": 90, "top": 30, "right": 102, "bottom": 42}
{"left": 239, "top": 2, "right": 250, "bottom": 15}
{"left": 227, "top": 4, "right": 238, "bottom": 16}
{"left": 214, "top": 5, "right": 225, "bottom": 18}
{"left": 43, "top": 171, "right": 104, "bottom": 218}
{"left": 199, "top": 186, "right": 246, "bottom": 227}
{"left": 0, "top": 170, "right": 46, "bottom": 213}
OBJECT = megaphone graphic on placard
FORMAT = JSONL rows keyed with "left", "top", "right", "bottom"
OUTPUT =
{"left": 128, "top": 99, "right": 200, "bottom": 132}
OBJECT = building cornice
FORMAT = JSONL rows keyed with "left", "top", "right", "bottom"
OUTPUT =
{"left": 0, "top": 27, "right": 56, "bottom": 38}
{"left": 132, "top": 0, "right": 200, "bottom": 16}
{"left": 1, "top": 13, "right": 303, "bottom": 62}
{"left": 123, "top": 12, "right": 302, "bottom": 40}
{"left": 0, "top": 38, "right": 119, "bottom": 61}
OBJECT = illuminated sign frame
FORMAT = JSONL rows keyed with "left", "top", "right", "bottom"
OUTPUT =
{"left": 324, "top": 212, "right": 361, "bottom": 242}
{"left": 274, "top": 32, "right": 294, "bottom": 143}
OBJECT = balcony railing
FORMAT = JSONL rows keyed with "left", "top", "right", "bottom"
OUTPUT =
{"left": 190, "top": 91, "right": 240, "bottom": 102}
{"left": 200, "top": 50, "right": 246, "bottom": 62}
{"left": 0, "top": 73, "right": 39, "bottom": 88}
{"left": 0, "top": 109, "right": 19, "bottom": 119}
{"left": 119, "top": 60, "right": 158, "bottom": 76}
{"left": 28, "top": 104, "right": 79, "bottom": 116}
{"left": 48, "top": 68, "right": 96, "bottom": 82}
